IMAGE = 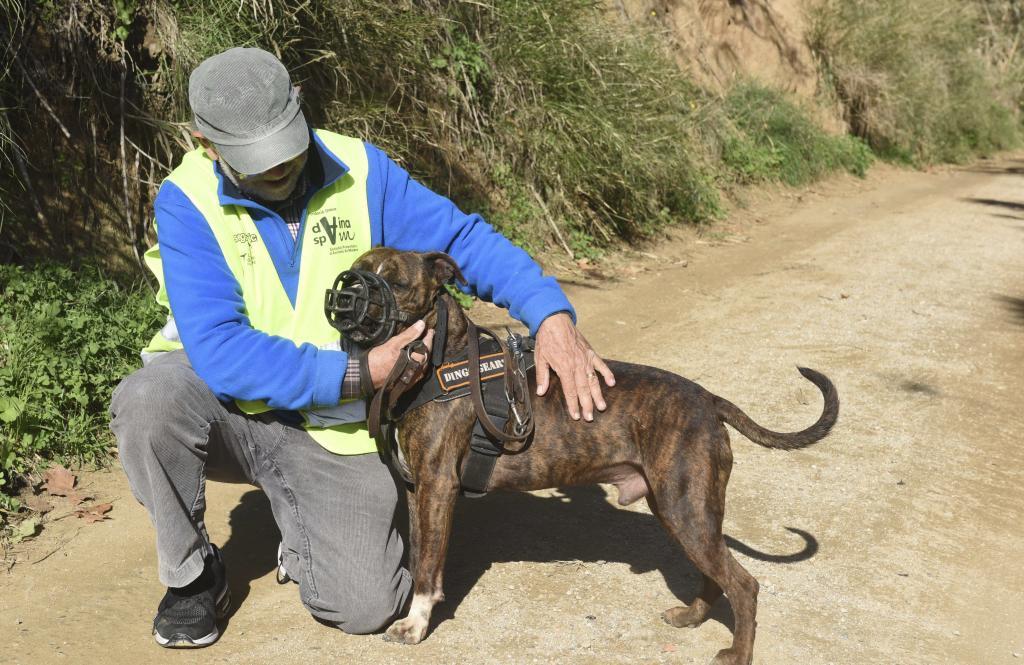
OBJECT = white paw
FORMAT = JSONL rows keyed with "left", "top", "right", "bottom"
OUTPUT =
{"left": 382, "top": 616, "right": 428, "bottom": 645}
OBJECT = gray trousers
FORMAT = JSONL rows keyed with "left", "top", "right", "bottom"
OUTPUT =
{"left": 109, "top": 351, "right": 411, "bottom": 634}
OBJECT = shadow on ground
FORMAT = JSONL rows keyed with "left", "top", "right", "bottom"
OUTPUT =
{"left": 439, "top": 485, "right": 816, "bottom": 634}
{"left": 994, "top": 295, "right": 1024, "bottom": 326}
{"left": 962, "top": 197, "right": 1024, "bottom": 218}
{"left": 900, "top": 380, "right": 941, "bottom": 396}
{"left": 216, "top": 484, "right": 819, "bottom": 637}
{"left": 965, "top": 159, "right": 1024, "bottom": 176}
{"left": 220, "top": 490, "right": 281, "bottom": 625}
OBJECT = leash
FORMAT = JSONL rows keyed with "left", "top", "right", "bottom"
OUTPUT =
{"left": 466, "top": 320, "right": 533, "bottom": 446}
{"left": 366, "top": 338, "right": 430, "bottom": 442}
{"left": 367, "top": 293, "right": 450, "bottom": 443}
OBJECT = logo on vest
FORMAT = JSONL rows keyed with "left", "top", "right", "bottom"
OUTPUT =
{"left": 312, "top": 216, "right": 359, "bottom": 255}
{"left": 234, "top": 232, "right": 259, "bottom": 266}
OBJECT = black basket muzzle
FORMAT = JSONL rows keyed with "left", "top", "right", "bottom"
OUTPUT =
{"left": 325, "top": 269, "right": 413, "bottom": 347}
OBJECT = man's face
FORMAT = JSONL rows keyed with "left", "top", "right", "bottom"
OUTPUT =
{"left": 223, "top": 150, "right": 309, "bottom": 202}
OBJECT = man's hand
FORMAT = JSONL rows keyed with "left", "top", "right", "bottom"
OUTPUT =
{"left": 534, "top": 312, "right": 615, "bottom": 421}
{"left": 367, "top": 320, "right": 434, "bottom": 390}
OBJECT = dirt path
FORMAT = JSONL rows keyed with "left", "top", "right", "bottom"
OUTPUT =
{"left": 3, "top": 158, "right": 1023, "bottom": 665}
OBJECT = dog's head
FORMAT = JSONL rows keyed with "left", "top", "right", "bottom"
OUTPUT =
{"left": 326, "top": 248, "right": 465, "bottom": 346}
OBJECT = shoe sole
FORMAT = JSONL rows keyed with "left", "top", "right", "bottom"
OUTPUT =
{"left": 153, "top": 586, "right": 232, "bottom": 648}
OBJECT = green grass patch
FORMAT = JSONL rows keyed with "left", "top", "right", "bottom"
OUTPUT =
{"left": 716, "top": 82, "right": 872, "bottom": 186}
{"left": 0, "top": 265, "right": 161, "bottom": 516}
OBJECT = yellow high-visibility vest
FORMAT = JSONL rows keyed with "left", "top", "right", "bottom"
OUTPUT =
{"left": 142, "top": 130, "right": 376, "bottom": 455}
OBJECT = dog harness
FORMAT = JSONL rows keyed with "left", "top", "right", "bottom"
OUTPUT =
{"left": 327, "top": 286, "right": 536, "bottom": 497}
{"left": 372, "top": 318, "right": 535, "bottom": 497}
{"left": 380, "top": 322, "right": 535, "bottom": 497}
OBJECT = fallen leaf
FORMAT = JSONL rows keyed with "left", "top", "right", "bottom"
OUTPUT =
{"left": 24, "top": 495, "right": 54, "bottom": 514}
{"left": 42, "top": 466, "right": 76, "bottom": 497}
{"left": 11, "top": 518, "right": 39, "bottom": 544}
{"left": 75, "top": 503, "right": 113, "bottom": 524}
{"left": 65, "top": 490, "right": 93, "bottom": 507}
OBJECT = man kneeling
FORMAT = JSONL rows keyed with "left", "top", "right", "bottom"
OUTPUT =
{"left": 110, "top": 46, "right": 611, "bottom": 647}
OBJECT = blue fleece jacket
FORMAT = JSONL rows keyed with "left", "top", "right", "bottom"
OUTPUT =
{"left": 154, "top": 132, "right": 574, "bottom": 411}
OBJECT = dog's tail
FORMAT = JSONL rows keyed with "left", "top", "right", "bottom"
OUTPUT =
{"left": 713, "top": 367, "right": 838, "bottom": 450}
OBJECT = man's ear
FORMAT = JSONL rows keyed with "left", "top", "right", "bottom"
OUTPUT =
{"left": 422, "top": 252, "right": 466, "bottom": 285}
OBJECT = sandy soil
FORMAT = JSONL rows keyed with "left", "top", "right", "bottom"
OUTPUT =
{"left": 2, "top": 157, "right": 1023, "bottom": 665}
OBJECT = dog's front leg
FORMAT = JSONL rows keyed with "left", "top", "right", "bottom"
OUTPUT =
{"left": 383, "top": 473, "right": 459, "bottom": 645}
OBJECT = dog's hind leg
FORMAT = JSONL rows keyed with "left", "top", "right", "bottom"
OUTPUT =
{"left": 382, "top": 473, "right": 459, "bottom": 645}
{"left": 649, "top": 435, "right": 758, "bottom": 665}
{"left": 661, "top": 575, "right": 722, "bottom": 629}
{"left": 658, "top": 440, "right": 730, "bottom": 630}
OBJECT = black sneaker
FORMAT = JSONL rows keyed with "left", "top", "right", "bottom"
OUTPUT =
{"left": 152, "top": 545, "right": 231, "bottom": 648}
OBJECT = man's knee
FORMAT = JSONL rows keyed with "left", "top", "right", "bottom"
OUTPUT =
{"left": 110, "top": 357, "right": 212, "bottom": 466}
{"left": 112, "top": 356, "right": 204, "bottom": 419}
{"left": 304, "top": 574, "right": 409, "bottom": 635}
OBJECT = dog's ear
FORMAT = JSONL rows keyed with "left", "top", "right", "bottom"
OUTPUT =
{"left": 422, "top": 252, "right": 466, "bottom": 285}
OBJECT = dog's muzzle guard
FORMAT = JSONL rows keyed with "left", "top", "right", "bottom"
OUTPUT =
{"left": 324, "top": 269, "right": 413, "bottom": 346}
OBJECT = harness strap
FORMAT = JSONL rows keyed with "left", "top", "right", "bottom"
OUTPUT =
{"left": 432, "top": 295, "right": 448, "bottom": 367}
{"left": 460, "top": 376, "right": 514, "bottom": 497}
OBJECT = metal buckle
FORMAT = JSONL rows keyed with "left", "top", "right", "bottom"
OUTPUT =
{"left": 504, "top": 329, "right": 533, "bottom": 436}
{"left": 405, "top": 340, "right": 429, "bottom": 364}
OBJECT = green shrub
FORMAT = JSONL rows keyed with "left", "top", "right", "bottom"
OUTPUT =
{"left": 716, "top": 82, "right": 872, "bottom": 186}
{"left": 476, "top": 0, "right": 721, "bottom": 242}
{"left": 808, "top": 0, "right": 1022, "bottom": 164}
{"left": 0, "top": 265, "right": 161, "bottom": 515}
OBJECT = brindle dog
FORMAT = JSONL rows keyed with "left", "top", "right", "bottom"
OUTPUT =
{"left": 352, "top": 248, "right": 839, "bottom": 665}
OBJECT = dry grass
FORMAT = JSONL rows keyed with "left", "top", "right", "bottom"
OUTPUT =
{"left": 808, "top": 0, "right": 1022, "bottom": 164}
{"left": 5, "top": 0, "right": 1013, "bottom": 268}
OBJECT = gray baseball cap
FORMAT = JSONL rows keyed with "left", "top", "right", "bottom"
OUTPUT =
{"left": 188, "top": 47, "right": 309, "bottom": 175}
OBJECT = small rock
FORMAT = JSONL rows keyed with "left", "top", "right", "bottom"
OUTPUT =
{"left": 585, "top": 615, "right": 596, "bottom": 621}
{"left": 953, "top": 630, "right": 960, "bottom": 636}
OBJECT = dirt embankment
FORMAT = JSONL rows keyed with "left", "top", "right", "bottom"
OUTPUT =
{"left": 616, "top": 0, "right": 816, "bottom": 91}
{"left": 2, "top": 157, "right": 1024, "bottom": 664}
{"left": 614, "top": 0, "right": 842, "bottom": 128}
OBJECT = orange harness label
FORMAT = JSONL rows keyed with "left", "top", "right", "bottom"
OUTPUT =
{"left": 436, "top": 352, "right": 506, "bottom": 392}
